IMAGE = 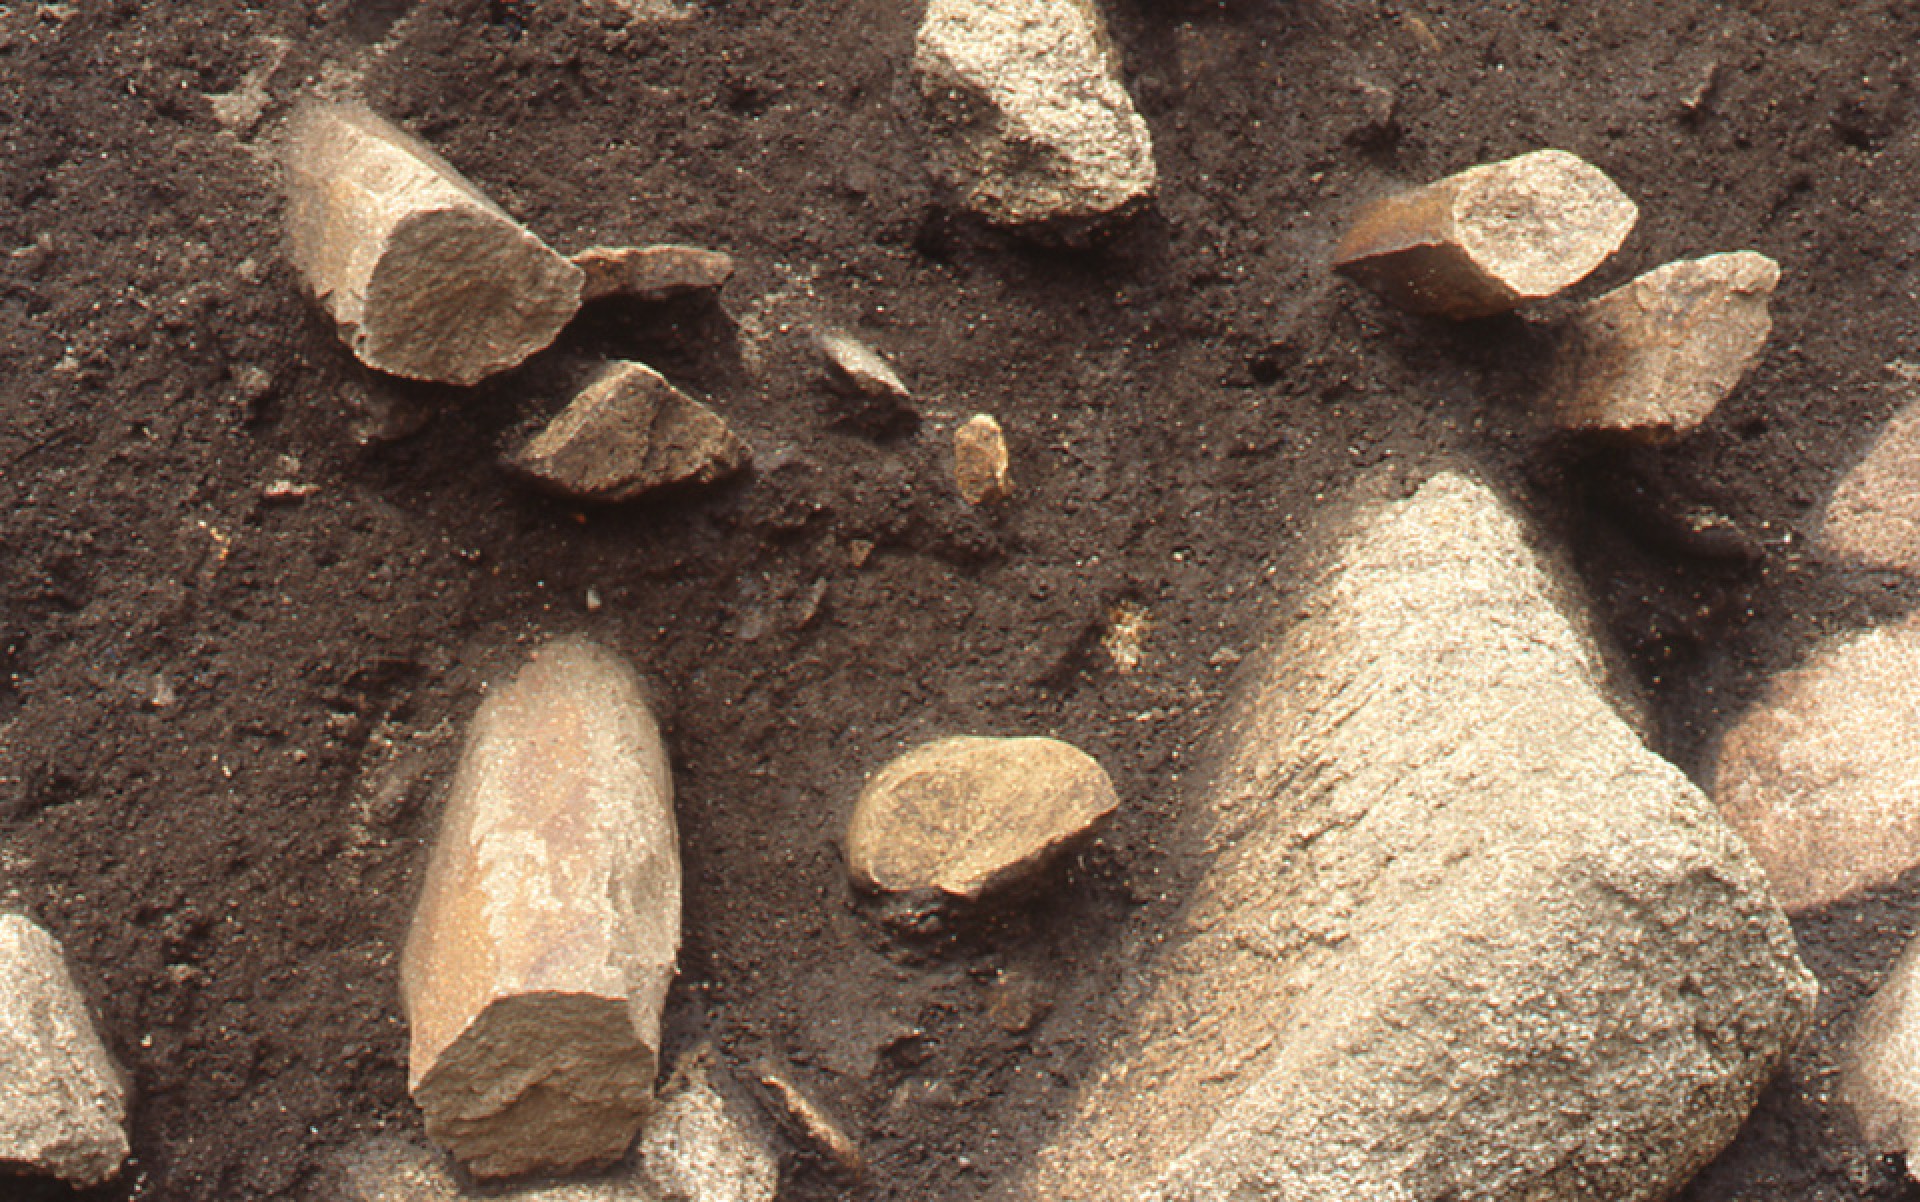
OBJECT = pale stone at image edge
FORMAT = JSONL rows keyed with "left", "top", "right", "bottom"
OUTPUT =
{"left": 1818, "top": 391, "right": 1920, "bottom": 574}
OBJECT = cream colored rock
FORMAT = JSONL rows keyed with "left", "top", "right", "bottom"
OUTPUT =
{"left": 1819, "top": 389, "right": 1920, "bottom": 574}
{"left": 1543, "top": 252, "right": 1779, "bottom": 440}
{"left": 1846, "top": 935, "right": 1920, "bottom": 1176}
{"left": 1711, "top": 615, "right": 1920, "bottom": 911}
{"left": 283, "top": 103, "right": 583, "bottom": 386}
{"left": 639, "top": 1047, "right": 779, "bottom": 1202}
{"left": 401, "top": 637, "right": 680, "bottom": 1180}
{"left": 1333, "top": 148, "right": 1638, "bottom": 318}
{"left": 507, "top": 362, "right": 751, "bottom": 504}
{"left": 953, "top": 414, "right": 1012, "bottom": 504}
{"left": 914, "top": 0, "right": 1156, "bottom": 229}
{"left": 573, "top": 245, "right": 735, "bottom": 304}
{"left": 846, "top": 736, "right": 1117, "bottom": 902}
{"left": 0, "top": 915, "right": 128, "bottom": 1188}
{"left": 814, "top": 330, "right": 910, "bottom": 401}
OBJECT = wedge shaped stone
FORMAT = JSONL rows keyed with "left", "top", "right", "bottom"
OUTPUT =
{"left": 573, "top": 245, "right": 735, "bottom": 304}
{"left": 1544, "top": 251, "right": 1779, "bottom": 440}
{"left": 1334, "top": 148, "right": 1637, "bottom": 318}
{"left": 507, "top": 362, "right": 751, "bottom": 503}
{"left": 914, "top": 0, "right": 1156, "bottom": 228}
{"left": 1018, "top": 471, "right": 1814, "bottom": 1201}
{"left": 846, "top": 735, "right": 1117, "bottom": 902}
{"left": 283, "top": 103, "right": 583, "bottom": 386}
{"left": 0, "top": 916, "right": 127, "bottom": 1188}
{"left": 401, "top": 637, "right": 680, "bottom": 1180}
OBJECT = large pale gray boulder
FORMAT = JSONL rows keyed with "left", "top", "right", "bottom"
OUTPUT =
{"left": 0, "top": 915, "right": 128, "bottom": 1187}
{"left": 1014, "top": 471, "right": 1815, "bottom": 1201}
{"left": 401, "top": 637, "right": 680, "bottom": 1180}
{"left": 914, "top": 0, "right": 1156, "bottom": 229}
{"left": 283, "top": 103, "right": 583, "bottom": 386}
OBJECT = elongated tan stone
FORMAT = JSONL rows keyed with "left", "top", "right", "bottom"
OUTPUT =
{"left": 1333, "top": 149, "right": 1638, "bottom": 318}
{"left": 401, "top": 637, "right": 680, "bottom": 1180}
{"left": 1544, "top": 251, "right": 1779, "bottom": 440}
{"left": 572, "top": 245, "right": 735, "bottom": 304}
{"left": 953, "top": 414, "right": 1012, "bottom": 504}
{"left": 283, "top": 103, "right": 583, "bottom": 386}
{"left": 0, "top": 916, "right": 128, "bottom": 1187}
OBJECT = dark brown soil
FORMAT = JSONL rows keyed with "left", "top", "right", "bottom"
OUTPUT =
{"left": 5, "top": 1, "right": 1920, "bottom": 1198}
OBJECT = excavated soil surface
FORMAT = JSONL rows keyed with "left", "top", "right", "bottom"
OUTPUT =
{"left": 5, "top": 1, "right": 1920, "bottom": 1198}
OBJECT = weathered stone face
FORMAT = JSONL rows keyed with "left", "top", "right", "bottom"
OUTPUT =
{"left": 952, "top": 414, "right": 1012, "bottom": 505}
{"left": 0, "top": 915, "right": 128, "bottom": 1188}
{"left": 845, "top": 735, "right": 1118, "bottom": 903}
{"left": 283, "top": 103, "right": 583, "bottom": 386}
{"left": 506, "top": 362, "right": 751, "bottom": 504}
{"left": 1819, "top": 389, "right": 1920, "bottom": 574}
{"left": 1015, "top": 471, "right": 1814, "bottom": 1201}
{"left": 1544, "top": 251, "right": 1780, "bottom": 440}
{"left": 401, "top": 637, "right": 680, "bottom": 1180}
{"left": 572, "top": 245, "right": 735, "bottom": 304}
{"left": 1334, "top": 148, "right": 1638, "bottom": 318}
{"left": 914, "top": 0, "right": 1157, "bottom": 229}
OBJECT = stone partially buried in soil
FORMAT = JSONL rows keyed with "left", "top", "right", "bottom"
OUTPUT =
{"left": 845, "top": 735, "right": 1118, "bottom": 903}
{"left": 1818, "top": 390, "right": 1920, "bottom": 574}
{"left": 572, "top": 245, "right": 735, "bottom": 304}
{"left": 283, "top": 103, "right": 584, "bottom": 386}
{"left": 914, "top": 0, "right": 1157, "bottom": 230}
{"left": 639, "top": 1046, "right": 779, "bottom": 1202}
{"left": 952, "top": 413, "right": 1012, "bottom": 504}
{"left": 1543, "top": 251, "right": 1780, "bottom": 440}
{"left": 507, "top": 361, "right": 751, "bottom": 503}
{"left": 1844, "top": 934, "right": 1920, "bottom": 1175}
{"left": 1333, "top": 148, "right": 1638, "bottom": 318}
{"left": 400, "top": 637, "right": 680, "bottom": 1180}
{"left": 1711, "top": 615, "right": 1920, "bottom": 912}
{"left": 0, "top": 915, "right": 128, "bottom": 1188}
{"left": 1018, "top": 471, "right": 1814, "bottom": 1200}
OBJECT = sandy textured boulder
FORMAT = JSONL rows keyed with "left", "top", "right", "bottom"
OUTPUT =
{"left": 953, "top": 414, "right": 1012, "bottom": 504}
{"left": 1819, "top": 391, "right": 1920, "bottom": 574}
{"left": 1543, "top": 251, "right": 1779, "bottom": 439}
{"left": 0, "top": 916, "right": 127, "bottom": 1187}
{"left": 914, "top": 0, "right": 1156, "bottom": 228}
{"left": 573, "top": 245, "right": 735, "bottom": 304}
{"left": 1333, "top": 148, "right": 1637, "bottom": 318}
{"left": 401, "top": 637, "right": 680, "bottom": 1180}
{"left": 283, "top": 103, "right": 583, "bottom": 386}
{"left": 638, "top": 1046, "right": 779, "bottom": 1202}
{"left": 1017, "top": 471, "right": 1814, "bottom": 1201}
{"left": 1846, "top": 935, "right": 1920, "bottom": 1174}
{"left": 847, "top": 735, "right": 1116, "bottom": 902}
{"left": 1711, "top": 615, "right": 1920, "bottom": 911}
{"left": 507, "top": 362, "right": 751, "bottom": 503}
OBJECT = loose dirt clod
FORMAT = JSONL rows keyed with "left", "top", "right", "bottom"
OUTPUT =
{"left": 572, "top": 245, "right": 736, "bottom": 304}
{"left": 1543, "top": 251, "right": 1779, "bottom": 440}
{"left": 952, "top": 413, "right": 1011, "bottom": 504}
{"left": 507, "top": 361, "right": 751, "bottom": 503}
{"left": 282, "top": 103, "right": 583, "bottom": 386}
{"left": 0, "top": 915, "right": 128, "bottom": 1188}
{"left": 400, "top": 637, "right": 680, "bottom": 1181}
{"left": 1332, "top": 148, "right": 1638, "bottom": 318}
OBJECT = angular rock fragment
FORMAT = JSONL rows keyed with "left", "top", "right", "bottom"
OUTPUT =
{"left": 846, "top": 735, "right": 1117, "bottom": 903}
{"left": 1543, "top": 251, "right": 1779, "bottom": 440}
{"left": 1711, "top": 615, "right": 1920, "bottom": 911}
{"left": 754, "top": 1067, "right": 864, "bottom": 1179}
{"left": 507, "top": 362, "right": 751, "bottom": 503}
{"left": 283, "top": 103, "right": 583, "bottom": 386}
{"left": 1333, "top": 148, "right": 1638, "bottom": 318}
{"left": 814, "top": 330, "right": 910, "bottom": 402}
{"left": 0, "top": 915, "right": 128, "bottom": 1188}
{"left": 914, "top": 0, "right": 1156, "bottom": 229}
{"left": 401, "top": 637, "right": 680, "bottom": 1180}
{"left": 952, "top": 413, "right": 1012, "bottom": 504}
{"left": 1018, "top": 471, "right": 1815, "bottom": 1201}
{"left": 638, "top": 1046, "right": 780, "bottom": 1202}
{"left": 573, "top": 245, "right": 735, "bottom": 305}
{"left": 1818, "top": 390, "right": 1920, "bottom": 574}
{"left": 1845, "top": 936, "right": 1920, "bottom": 1174}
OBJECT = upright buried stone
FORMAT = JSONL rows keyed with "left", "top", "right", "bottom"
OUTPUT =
{"left": 1018, "top": 471, "right": 1814, "bottom": 1201}
{"left": 1844, "top": 934, "right": 1920, "bottom": 1177}
{"left": 283, "top": 103, "right": 583, "bottom": 386}
{"left": 1543, "top": 252, "right": 1780, "bottom": 440}
{"left": 1333, "top": 149, "right": 1637, "bottom": 318}
{"left": 0, "top": 916, "right": 128, "bottom": 1187}
{"left": 914, "top": 0, "right": 1156, "bottom": 229}
{"left": 401, "top": 637, "right": 680, "bottom": 1180}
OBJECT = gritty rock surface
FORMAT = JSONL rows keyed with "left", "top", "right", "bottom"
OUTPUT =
{"left": 914, "top": 0, "right": 1156, "bottom": 228}
{"left": 1845, "top": 935, "right": 1920, "bottom": 1175}
{"left": 507, "top": 362, "right": 751, "bottom": 504}
{"left": 846, "top": 735, "right": 1117, "bottom": 902}
{"left": 573, "top": 245, "right": 735, "bottom": 304}
{"left": 282, "top": 103, "right": 583, "bottom": 386}
{"left": 1543, "top": 251, "right": 1779, "bottom": 439}
{"left": 638, "top": 1046, "right": 779, "bottom": 1202}
{"left": 1333, "top": 148, "right": 1638, "bottom": 318}
{"left": 0, "top": 915, "right": 127, "bottom": 1188}
{"left": 335, "top": 1135, "right": 657, "bottom": 1201}
{"left": 1711, "top": 615, "right": 1920, "bottom": 912}
{"left": 952, "top": 413, "right": 1012, "bottom": 504}
{"left": 401, "top": 637, "right": 681, "bottom": 1180}
{"left": 1819, "top": 388, "right": 1920, "bottom": 574}
{"left": 1017, "top": 471, "right": 1815, "bottom": 1201}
